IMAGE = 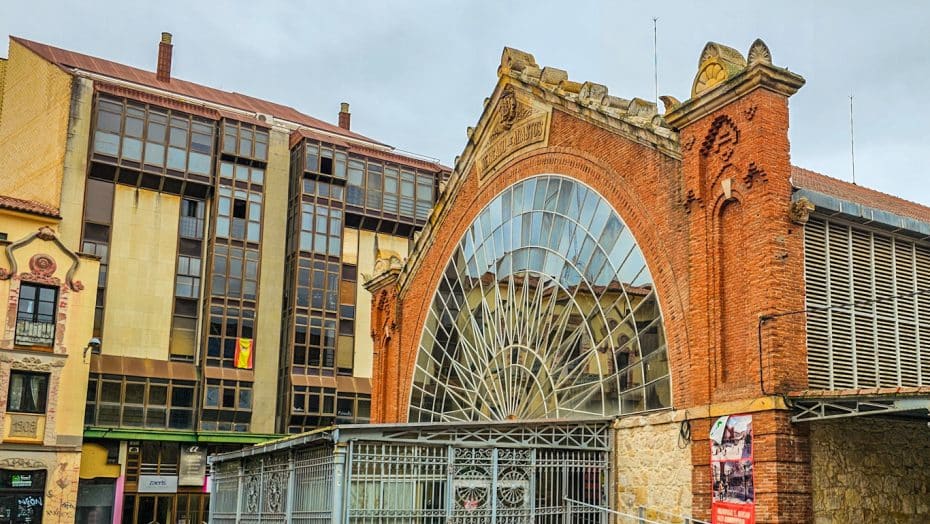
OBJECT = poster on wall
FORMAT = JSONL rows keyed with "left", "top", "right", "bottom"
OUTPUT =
{"left": 179, "top": 446, "right": 208, "bottom": 486}
{"left": 710, "top": 414, "right": 755, "bottom": 524}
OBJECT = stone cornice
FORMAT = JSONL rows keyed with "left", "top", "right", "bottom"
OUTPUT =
{"left": 396, "top": 47, "right": 682, "bottom": 300}
{"left": 363, "top": 267, "right": 402, "bottom": 294}
{"left": 665, "top": 61, "right": 805, "bottom": 129}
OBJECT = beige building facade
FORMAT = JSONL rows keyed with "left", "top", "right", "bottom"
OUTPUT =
{"left": 0, "top": 32, "right": 446, "bottom": 523}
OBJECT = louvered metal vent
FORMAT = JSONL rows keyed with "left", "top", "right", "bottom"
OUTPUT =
{"left": 804, "top": 215, "right": 930, "bottom": 389}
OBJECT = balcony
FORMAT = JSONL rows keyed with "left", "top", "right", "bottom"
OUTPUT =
{"left": 15, "top": 319, "right": 56, "bottom": 347}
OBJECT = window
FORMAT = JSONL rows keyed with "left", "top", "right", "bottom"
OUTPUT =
{"left": 180, "top": 199, "right": 205, "bottom": 239}
{"left": 400, "top": 170, "right": 416, "bottom": 217}
{"left": 302, "top": 178, "right": 343, "bottom": 201}
{"left": 305, "top": 142, "right": 347, "bottom": 179}
{"left": 288, "top": 389, "right": 369, "bottom": 432}
{"left": 6, "top": 371, "right": 49, "bottom": 414}
{"left": 206, "top": 305, "right": 256, "bottom": 368}
{"left": 211, "top": 246, "right": 259, "bottom": 300}
{"left": 92, "top": 96, "right": 214, "bottom": 177}
{"left": 347, "top": 160, "right": 365, "bottom": 206}
{"left": 15, "top": 283, "right": 57, "bottom": 347}
{"left": 222, "top": 122, "right": 269, "bottom": 162}
{"left": 408, "top": 175, "right": 670, "bottom": 423}
{"left": 416, "top": 173, "right": 435, "bottom": 220}
{"left": 170, "top": 298, "right": 198, "bottom": 360}
{"left": 340, "top": 156, "right": 438, "bottom": 221}
{"left": 288, "top": 386, "right": 336, "bottom": 431}
{"left": 216, "top": 187, "right": 262, "bottom": 243}
{"left": 175, "top": 256, "right": 202, "bottom": 298}
{"left": 85, "top": 375, "right": 194, "bottom": 430}
{"left": 200, "top": 379, "right": 252, "bottom": 432}
{"left": 82, "top": 179, "right": 115, "bottom": 338}
{"left": 219, "top": 161, "right": 265, "bottom": 186}
{"left": 299, "top": 204, "right": 342, "bottom": 257}
{"left": 294, "top": 259, "right": 340, "bottom": 312}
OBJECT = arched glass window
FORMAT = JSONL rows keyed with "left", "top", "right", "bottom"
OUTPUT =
{"left": 410, "top": 175, "right": 670, "bottom": 422}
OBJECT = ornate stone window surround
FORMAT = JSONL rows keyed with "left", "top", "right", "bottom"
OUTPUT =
{"left": 0, "top": 226, "right": 84, "bottom": 355}
{"left": 0, "top": 353, "right": 66, "bottom": 445}
{"left": 0, "top": 227, "right": 86, "bottom": 446}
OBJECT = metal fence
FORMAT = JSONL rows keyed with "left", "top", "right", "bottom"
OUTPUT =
{"left": 209, "top": 420, "right": 612, "bottom": 524}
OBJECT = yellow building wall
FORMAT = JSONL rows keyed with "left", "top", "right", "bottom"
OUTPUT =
{"left": 251, "top": 128, "right": 288, "bottom": 433}
{"left": 0, "top": 40, "right": 72, "bottom": 209}
{"left": 0, "top": 57, "right": 7, "bottom": 123}
{"left": 103, "top": 186, "right": 179, "bottom": 360}
{"left": 57, "top": 77, "right": 94, "bottom": 250}
{"left": 0, "top": 218, "right": 98, "bottom": 444}
{"left": 57, "top": 252, "right": 101, "bottom": 440}
{"left": 355, "top": 230, "right": 409, "bottom": 378}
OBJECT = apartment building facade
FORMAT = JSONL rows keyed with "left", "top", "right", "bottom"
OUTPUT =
{"left": 0, "top": 33, "right": 447, "bottom": 523}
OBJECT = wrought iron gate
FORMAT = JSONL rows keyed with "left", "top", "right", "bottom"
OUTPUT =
{"left": 210, "top": 420, "right": 612, "bottom": 524}
{"left": 346, "top": 421, "right": 610, "bottom": 523}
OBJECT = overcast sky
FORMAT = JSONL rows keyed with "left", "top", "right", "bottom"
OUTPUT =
{"left": 4, "top": 1, "right": 930, "bottom": 205}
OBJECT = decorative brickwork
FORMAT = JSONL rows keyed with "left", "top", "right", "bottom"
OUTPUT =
{"left": 368, "top": 39, "right": 815, "bottom": 522}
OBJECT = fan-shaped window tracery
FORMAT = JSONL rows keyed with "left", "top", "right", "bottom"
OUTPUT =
{"left": 410, "top": 175, "right": 670, "bottom": 422}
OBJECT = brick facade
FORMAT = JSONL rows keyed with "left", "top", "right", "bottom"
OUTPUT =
{"left": 368, "top": 41, "right": 814, "bottom": 521}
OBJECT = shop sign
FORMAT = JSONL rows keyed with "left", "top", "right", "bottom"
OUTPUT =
{"left": 710, "top": 414, "right": 755, "bottom": 524}
{"left": 138, "top": 475, "right": 178, "bottom": 493}
{"left": 179, "top": 446, "right": 207, "bottom": 486}
{"left": 10, "top": 474, "right": 33, "bottom": 488}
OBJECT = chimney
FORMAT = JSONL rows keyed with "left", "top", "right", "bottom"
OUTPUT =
{"left": 338, "top": 102, "right": 351, "bottom": 130}
{"left": 156, "top": 32, "right": 173, "bottom": 82}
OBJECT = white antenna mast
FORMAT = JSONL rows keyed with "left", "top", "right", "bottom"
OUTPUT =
{"left": 849, "top": 95, "right": 856, "bottom": 185}
{"left": 653, "top": 17, "right": 659, "bottom": 106}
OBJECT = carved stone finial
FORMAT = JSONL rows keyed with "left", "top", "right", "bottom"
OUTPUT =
{"left": 789, "top": 197, "right": 815, "bottom": 224}
{"left": 499, "top": 47, "right": 538, "bottom": 75}
{"left": 36, "top": 226, "right": 56, "bottom": 241}
{"left": 626, "top": 98, "right": 657, "bottom": 119}
{"left": 691, "top": 42, "right": 747, "bottom": 98}
{"left": 659, "top": 95, "right": 681, "bottom": 113}
{"left": 539, "top": 67, "right": 568, "bottom": 86}
{"left": 578, "top": 82, "right": 608, "bottom": 105}
{"left": 747, "top": 39, "right": 773, "bottom": 66}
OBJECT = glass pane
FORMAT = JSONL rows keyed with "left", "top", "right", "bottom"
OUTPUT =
{"left": 94, "top": 132, "right": 119, "bottom": 155}
{"left": 408, "top": 175, "right": 667, "bottom": 423}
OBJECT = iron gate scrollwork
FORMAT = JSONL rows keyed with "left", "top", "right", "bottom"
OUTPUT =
{"left": 210, "top": 421, "right": 611, "bottom": 523}
{"left": 349, "top": 441, "right": 607, "bottom": 523}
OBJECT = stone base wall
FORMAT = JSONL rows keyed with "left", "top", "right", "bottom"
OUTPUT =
{"left": 0, "top": 448, "right": 81, "bottom": 523}
{"left": 614, "top": 410, "right": 693, "bottom": 522}
{"left": 812, "top": 417, "right": 930, "bottom": 523}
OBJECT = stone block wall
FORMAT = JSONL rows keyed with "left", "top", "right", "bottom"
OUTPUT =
{"left": 811, "top": 418, "right": 930, "bottom": 523}
{"left": 615, "top": 410, "right": 693, "bottom": 522}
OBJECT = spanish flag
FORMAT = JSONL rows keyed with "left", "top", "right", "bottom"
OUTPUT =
{"left": 235, "top": 338, "right": 254, "bottom": 369}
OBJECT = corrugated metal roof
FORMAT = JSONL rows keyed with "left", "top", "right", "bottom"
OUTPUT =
{"left": 791, "top": 166, "right": 930, "bottom": 224}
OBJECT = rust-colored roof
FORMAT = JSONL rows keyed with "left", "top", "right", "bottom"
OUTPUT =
{"left": 11, "top": 36, "right": 385, "bottom": 146}
{"left": 0, "top": 195, "right": 60, "bottom": 218}
{"left": 791, "top": 166, "right": 930, "bottom": 224}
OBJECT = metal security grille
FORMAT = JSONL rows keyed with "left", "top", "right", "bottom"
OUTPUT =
{"left": 804, "top": 215, "right": 930, "bottom": 389}
{"left": 209, "top": 421, "right": 611, "bottom": 524}
{"left": 347, "top": 444, "right": 607, "bottom": 523}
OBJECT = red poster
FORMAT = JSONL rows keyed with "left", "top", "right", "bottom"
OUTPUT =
{"left": 710, "top": 414, "right": 754, "bottom": 524}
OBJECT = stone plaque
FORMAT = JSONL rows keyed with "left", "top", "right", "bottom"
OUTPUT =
{"left": 477, "top": 86, "right": 550, "bottom": 185}
{"left": 9, "top": 415, "right": 39, "bottom": 438}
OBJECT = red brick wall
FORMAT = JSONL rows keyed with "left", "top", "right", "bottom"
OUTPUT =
{"left": 369, "top": 85, "right": 812, "bottom": 522}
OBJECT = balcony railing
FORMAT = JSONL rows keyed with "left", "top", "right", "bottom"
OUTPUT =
{"left": 15, "top": 319, "right": 56, "bottom": 347}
